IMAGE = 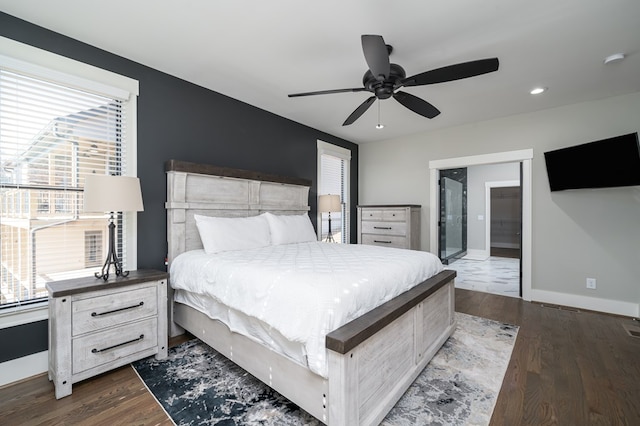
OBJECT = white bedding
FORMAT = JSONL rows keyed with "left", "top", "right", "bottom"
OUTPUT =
{"left": 170, "top": 242, "right": 444, "bottom": 377}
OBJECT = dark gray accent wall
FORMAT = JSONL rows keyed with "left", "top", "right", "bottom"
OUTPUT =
{"left": 0, "top": 12, "right": 358, "bottom": 362}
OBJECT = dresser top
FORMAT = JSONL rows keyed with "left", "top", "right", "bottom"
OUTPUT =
{"left": 357, "top": 204, "right": 421, "bottom": 208}
{"left": 46, "top": 269, "right": 169, "bottom": 297}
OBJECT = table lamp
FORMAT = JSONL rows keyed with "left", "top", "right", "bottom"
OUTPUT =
{"left": 319, "top": 194, "right": 341, "bottom": 242}
{"left": 84, "top": 174, "right": 144, "bottom": 280}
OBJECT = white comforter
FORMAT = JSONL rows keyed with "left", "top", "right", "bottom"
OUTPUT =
{"left": 170, "top": 242, "right": 443, "bottom": 377}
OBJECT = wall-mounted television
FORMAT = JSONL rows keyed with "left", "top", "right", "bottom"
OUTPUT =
{"left": 544, "top": 132, "right": 640, "bottom": 191}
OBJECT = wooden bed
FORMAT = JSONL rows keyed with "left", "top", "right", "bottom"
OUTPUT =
{"left": 165, "top": 160, "right": 456, "bottom": 425}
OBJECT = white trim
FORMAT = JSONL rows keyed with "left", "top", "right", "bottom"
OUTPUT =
{"left": 317, "top": 140, "right": 351, "bottom": 243}
{"left": 0, "top": 302, "right": 48, "bottom": 329}
{"left": 531, "top": 289, "right": 640, "bottom": 318}
{"left": 123, "top": 94, "right": 139, "bottom": 271}
{"left": 0, "top": 350, "right": 48, "bottom": 387}
{"left": 317, "top": 140, "right": 352, "bottom": 160}
{"left": 0, "top": 36, "right": 139, "bottom": 98}
{"left": 430, "top": 149, "right": 533, "bottom": 170}
{"left": 429, "top": 149, "right": 533, "bottom": 301}
{"left": 463, "top": 249, "right": 489, "bottom": 261}
{"left": 485, "top": 180, "right": 520, "bottom": 256}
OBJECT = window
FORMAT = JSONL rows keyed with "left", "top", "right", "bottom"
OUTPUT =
{"left": 0, "top": 37, "right": 138, "bottom": 310}
{"left": 84, "top": 231, "right": 103, "bottom": 268}
{"left": 317, "top": 141, "right": 351, "bottom": 243}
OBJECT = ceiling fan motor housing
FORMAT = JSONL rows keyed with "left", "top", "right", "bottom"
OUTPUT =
{"left": 363, "top": 63, "right": 406, "bottom": 99}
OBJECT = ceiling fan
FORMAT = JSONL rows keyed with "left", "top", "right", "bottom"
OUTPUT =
{"left": 288, "top": 35, "right": 499, "bottom": 126}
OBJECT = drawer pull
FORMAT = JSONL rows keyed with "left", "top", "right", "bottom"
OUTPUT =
{"left": 92, "top": 334, "right": 144, "bottom": 353}
{"left": 91, "top": 301, "right": 144, "bottom": 317}
{"left": 374, "top": 240, "right": 392, "bottom": 244}
{"left": 374, "top": 226, "right": 392, "bottom": 230}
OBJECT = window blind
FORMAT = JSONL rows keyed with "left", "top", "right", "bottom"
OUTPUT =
{"left": 0, "top": 69, "right": 129, "bottom": 308}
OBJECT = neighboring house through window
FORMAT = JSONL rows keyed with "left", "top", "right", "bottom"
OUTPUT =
{"left": 0, "top": 37, "right": 139, "bottom": 311}
{"left": 317, "top": 140, "right": 351, "bottom": 243}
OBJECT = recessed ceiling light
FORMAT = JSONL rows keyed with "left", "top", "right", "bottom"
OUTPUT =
{"left": 530, "top": 87, "right": 546, "bottom": 95}
{"left": 604, "top": 53, "right": 625, "bottom": 65}
{"left": 375, "top": 123, "right": 385, "bottom": 129}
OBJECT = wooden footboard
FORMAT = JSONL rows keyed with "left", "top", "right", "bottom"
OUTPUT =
{"left": 326, "top": 269, "right": 456, "bottom": 425}
{"left": 174, "top": 270, "right": 455, "bottom": 425}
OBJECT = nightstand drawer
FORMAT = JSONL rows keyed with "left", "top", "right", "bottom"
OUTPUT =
{"left": 361, "top": 221, "right": 407, "bottom": 236}
{"left": 72, "top": 317, "right": 158, "bottom": 374}
{"left": 361, "top": 234, "right": 408, "bottom": 249}
{"left": 72, "top": 285, "right": 158, "bottom": 336}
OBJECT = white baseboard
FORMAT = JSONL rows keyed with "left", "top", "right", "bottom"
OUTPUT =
{"left": 490, "top": 242, "right": 520, "bottom": 249}
{"left": 530, "top": 289, "right": 639, "bottom": 318}
{"left": 463, "top": 249, "right": 489, "bottom": 261}
{"left": 0, "top": 350, "right": 48, "bottom": 387}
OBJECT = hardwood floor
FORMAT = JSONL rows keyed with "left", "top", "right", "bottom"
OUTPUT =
{"left": 1, "top": 291, "right": 639, "bottom": 425}
{"left": 457, "top": 289, "right": 640, "bottom": 425}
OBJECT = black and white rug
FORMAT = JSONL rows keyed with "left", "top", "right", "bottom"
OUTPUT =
{"left": 132, "top": 313, "right": 517, "bottom": 425}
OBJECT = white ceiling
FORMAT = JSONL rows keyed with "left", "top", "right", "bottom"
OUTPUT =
{"left": 1, "top": 0, "right": 639, "bottom": 144}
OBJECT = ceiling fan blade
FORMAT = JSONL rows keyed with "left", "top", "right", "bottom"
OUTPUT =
{"left": 361, "top": 35, "right": 390, "bottom": 80}
{"left": 393, "top": 91, "right": 440, "bottom": 119}
{"left": 343, "top": 96, "right": 376, "bottom": 126}
{"left": 288, "top": 87, "right": 367, "bottom": 97}
{"left": 402, "top": 58, "right": 499, "bottom": 87}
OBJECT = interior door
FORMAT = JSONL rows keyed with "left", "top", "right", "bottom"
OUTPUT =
{"left": 439, "top": 168, "right": 467, "bottom": 264}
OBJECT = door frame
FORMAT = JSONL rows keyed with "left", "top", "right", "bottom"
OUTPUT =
{"left": 429, "top": 149, "right": 533, "bottom": 301}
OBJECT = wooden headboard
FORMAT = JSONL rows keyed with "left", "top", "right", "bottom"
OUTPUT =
{"left": 165, "top": 160, "right": 312, "bottom": 335}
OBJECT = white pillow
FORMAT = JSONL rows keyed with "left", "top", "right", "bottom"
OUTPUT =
{"left": 264, "top": 212, "right": 317, "bottom": 245}
{"left": 194, "top": 213, "right": 271, "bottom": 254}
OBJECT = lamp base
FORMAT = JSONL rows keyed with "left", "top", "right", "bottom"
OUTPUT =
{"left": 325, "top": 213, "right": 336, "bottom": 243}
{"left": 96, "top": 217, "right": 129, "bottom": 281}
{"left": 325, "top": 231, "right": 335, "bottom": 243}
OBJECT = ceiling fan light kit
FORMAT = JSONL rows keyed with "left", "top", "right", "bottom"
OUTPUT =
{"left": 604, "top": 53, "right": 625, "bottom": 65}
{"left": 288, "top": 34, "right": 499, "bottom": 126}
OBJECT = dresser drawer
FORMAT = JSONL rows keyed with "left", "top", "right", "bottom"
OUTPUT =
{"left": 361, "top": 221, "right": 407, "bottom": 236}
{"left": 73, "top": 317, "right": 158, "bottom": 374}
{"left": 361, "top": 234, "right": 408, "bottom": 249}
{"left": 72, "top": 285, "right": 158, "bottom": 336}
{"left": 382, "top": 209, "right": 406, "bottom": 221}
{"left": 360, "top": 209, "right": 383, "bottom": 221}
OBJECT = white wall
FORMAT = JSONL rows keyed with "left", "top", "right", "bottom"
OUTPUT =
{"left": 359, "top": 91, "right": 640, "bottom": 316}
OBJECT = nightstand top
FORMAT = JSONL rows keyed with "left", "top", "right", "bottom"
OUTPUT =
{"left": 46, "top": 269, "right": 169, "bottom": 297}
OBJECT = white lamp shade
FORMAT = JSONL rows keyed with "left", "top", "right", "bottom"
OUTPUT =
{"left": 84, "top": 174, "right": 144, "bottom": 213}
{"left": 319, "top": 194, "right": 341, "bottom": 213}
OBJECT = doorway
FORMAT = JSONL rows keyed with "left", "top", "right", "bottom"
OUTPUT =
{"left": 489, "top": 186, "right": 521, "bottom": 258}
{"left": 439, "top": 168, "right": 467, "bottom": 264}
{"left": 429, "top": 149, "right": 533, "bottom": 301}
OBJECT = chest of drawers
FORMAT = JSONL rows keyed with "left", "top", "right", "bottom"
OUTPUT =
{"left": 357, "top": 205, "right": 421, "bottom": 250}
{"left": 47, "top": 270, "right": 168, "bottom": 399}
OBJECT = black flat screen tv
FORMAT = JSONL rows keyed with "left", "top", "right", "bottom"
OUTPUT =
{"left": 544, "top": 132, "right": 640, "bottom": 191}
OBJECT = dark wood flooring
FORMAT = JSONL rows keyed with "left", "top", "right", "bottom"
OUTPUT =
{"left": 1, "top": 290, "right": 639, "bottom": 425}
{"left": 490, "top": 246, "right": 521, "bottom": 259}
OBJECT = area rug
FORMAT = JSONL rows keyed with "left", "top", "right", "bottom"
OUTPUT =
{"left": 132, "top": 312, "right": 517, "bottom": 425}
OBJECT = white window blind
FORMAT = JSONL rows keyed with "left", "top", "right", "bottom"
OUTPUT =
{"left": 0, "top": 67, "right": 132, "bottom": 309}
{"left": 317, "top": 141, "right": 350, "bottom": 243}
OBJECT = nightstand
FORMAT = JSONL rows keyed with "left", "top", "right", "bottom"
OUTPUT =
{"left": 47, "top": 269, "right": 168, "bottom": 399}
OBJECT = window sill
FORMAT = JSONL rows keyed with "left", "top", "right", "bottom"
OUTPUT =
{"left": 0, "top": 301, "right": 48, "bottom": 329}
